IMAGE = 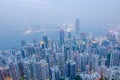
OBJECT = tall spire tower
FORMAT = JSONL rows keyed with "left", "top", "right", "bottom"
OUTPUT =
{"left": 60, "top": 27, "right": 64, "bottom": 47}
{"left": 75, "top": 18, "right": 80, "bottom": 35}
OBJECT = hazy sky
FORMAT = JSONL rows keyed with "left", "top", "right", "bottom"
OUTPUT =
{"left": 0, "top": 0, "right": 120, "bottom": 28}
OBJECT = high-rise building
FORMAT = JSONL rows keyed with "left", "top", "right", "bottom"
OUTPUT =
{"left": 17, "top": 61, "right": 24, "bottom": 79}
{"left": 65, "top": 60, "right": 76, "bottom": 80}
{"left": 40, "top": 41, "right": 45, "bottom": 49}
{"left": 21, "top": 49, "right": 25, "bottom": 58}
{"left": 75, "top": 53, "right": 83, "bottom": 72}
{"left": 40, "top": 59, "right": 49, "bottom": 80}
{"left": 34, "top": 62, "right": 41, "bottom": 80}
{"left": 85, "top": 65, "right": 90, "bottom": 74}
{"left": 60, "top": 28, "right": 65, "bottom": 47}
{"left": 9, "top": 63, "right": 20, "bottom": 80}
{"left": 0, "top": 66, "right": 12, "bottom": 80}
{"left": 110, "top": 50, "right": 120, "bottom": 66}
{"left": 75, "top": 18, "right": 80, "bottom": 35}
{"left": 23, "top": 60, "right": 35, "bottom": 80}
{"left": 43, "top": 35, "right": 49, "bottom": 49}
{"left": 0, "top": 69, "right": 3, "bottom": 80}
{"left": 50, "top": 66, "right": 60, "bottom": 80}
{"left": 68, "top": 31, "right": 72, "bottom": 39}
{"left": 34, "top": 59, "right": 49, "bottom": 80}
{"left": 24, "top": 45, "right": 35, "bottom": 57}
{"left": 64, "top": 46, "right": 71, "bottom": 61}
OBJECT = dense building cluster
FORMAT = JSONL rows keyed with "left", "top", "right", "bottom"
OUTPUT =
{"left": 0, "top": 21, "right": 120, "bottom": 80}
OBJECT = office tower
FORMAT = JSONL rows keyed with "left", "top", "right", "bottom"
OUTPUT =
{"left": 106, "top": 53, "right": 111, "bottom": 67}
{"left": 51, "top": 66, "right": 60, "bottom": 80}
{"left": 9, "top": 63, "right": 20, "bottom": 80}
{"left": 75, "top": 18, "right": 80, "bottom": 35}
{"left": 0, "top": 69, "right": 3, "bottom": 80}
{"left": 10, "top": 48, "right": 15, "bottom": 56}
{"left": 45, "top": 51, "right": 51, "bottom": 75}
{"left": 99, "top": 66, "right": 107, "bottom": 80}
{"left": 66, "top": 60, "right": 76, "bottom": 80}
{"left": 0, "top": 66, "right": 12, "bottom": 80}
{"left": 60, "top": 28, "right": 65, "bottom": 47}
{"left": 15, "top": 51, "right": 22, "bottom": 62}
{"left": 34, "top": 62, "right": 41, "bottom": 80}
{"left": 110, "top": 50, "right": 120, "bottom": 66}
{"left": 70, "top": 60, "right": 76, "bottom": 80}
{"left": 55, "top": 52, "right": 65, "bottom": 65}
{"left": 23, "top": 61, "right": 30, "bottom": 80}
{"left": 94, "top": 54, "right": 99, "bottom": 72}
{"left": 107, "top": 31, "right": 116, "bottom": 42}
{"left": 17, "top": 61, "right": 24, "bottom": 79}
{"left": 34, "top": 59, "right": 49, "bottom": 80}
{"left": 64, "top": 46, "right": 71, "bottom": 61}
{"left": 75, "top": 53, "right": 83, "bottom": 72}
{"left": 93, "top": 41, "right": 99, "bottom": 49}
{"left": 33, "top": 39, "right": 37, "bottom": 46}
{"left": 83, "top": 53, "right": 90, "bottom": 70}
{"left": 52, "top": 40, "right": 57, "bottom": 52}
{"left": 85, "top": 65, "right": 90, "bottom": 74}
{"left": 68, "top": 31, "right": 72, "bottom": 39}
{"left": 21, "top": 49, "right": 25, "bottom": 58}
{"left": 101, "top": 56, "right": 107, "bottom": 66}
{"left": 55, "top": 52, "right": 65, "bottom": 76}
{"left": 40, "top": 41, "right": 45, "bottom": 49}
{"left": 40, "top": 59, "right": 49, "bottom": 80}
{"left": 48, "top": 39, "right": 52, "bottom": 50}
{"left": 34, "top": 46, "right": 42, "bottom": 62}
{"left": 24, "top": 45, "right": 35, "bottom": 57}
{"left": 23, "top": 60, "right": 35, "bottom": 80}
{"left": 43, "top": 35, "right": 49, "bottom": 49}
{"left": 88, "top": 54, "right": 99, "bottom": 73}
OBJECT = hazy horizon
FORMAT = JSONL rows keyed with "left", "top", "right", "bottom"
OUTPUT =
{"left": 0, "top": 0, "right": 120, "bottom": 28}
{"left": 0, "top": 0, "right": 120, "bottom": 49}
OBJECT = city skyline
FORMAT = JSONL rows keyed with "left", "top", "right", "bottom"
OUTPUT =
{"left": 0, "top": 0, "right": 120, "bottom": 80}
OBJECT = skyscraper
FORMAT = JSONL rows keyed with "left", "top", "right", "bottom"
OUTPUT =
{"left": 68, "top": 31, "right": 72, "bottom": 39}
{"left": 23, "top": 60, "right": 35, "bottom": 80}
{"left": 50, "top": 66, "right": 60, "bottom": 80}
{"left": 0, "top": 66, "right": 12, "bottom": 80}
{"left": 43, "top": 35, "right": 49, "bottom": 49}
{"left": 60, "top": 28, "right": 65, "bottom": 47}
{"left": 110, "top": 50, "right": 120, "bottom": 67}
{"left": 75, "top": 18, "right": 80, "bottom": 35}
{"left": 9, "top": 63, "right": 20, "bottom": 80}
{"left": 34, "top": 59, "right": 49, "bottom": 80}
{"left": 66, "top": 60, "right": 76, "bottom": 80}
{"left": 17, "top": 61, "right": 24, "bottom": 79}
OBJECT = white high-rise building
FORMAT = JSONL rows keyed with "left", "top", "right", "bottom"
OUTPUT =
{"left": 34, "top": 59, "right": 49, "bottom": 80}
{"left": 110, "top": 50, "right": 120, "bottom": 67}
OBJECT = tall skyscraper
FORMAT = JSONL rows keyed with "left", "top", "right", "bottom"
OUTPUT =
{"left": 110, "top": 50, "right": 120, "bottom": 66}
{"left": 23, "top": 61, "right": 35, "bottom": 80}
{"left": 17, "top": 61, "right": 24, "bottom": 79}
{"left": 75, "top": 53, "right": 83, "bottom": 72}
{"left": 34, "top": 59, "right": 49, "bottom": 80}
{"left": 9, "top": 63, "right": 20, "bottom": 80}
{"left": 0, "top": 66, "right": 12, "bottom": 80}
{"left": 75, "top": 18, "right": 80, "bottom": 35}
{"left": 60, "top": 28, "right": 65, "bottom": 47}
{"left": 0, "top": 69, "right": 3, "bottom": 80}
{"left": 66, "top": 60, "right": 76, "bottom": 80}
{"left": 43, "top": 35, "right": 49, "bottom": 49}
{"left": 50, "top": 66, "right": 60, "bottom": 80}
